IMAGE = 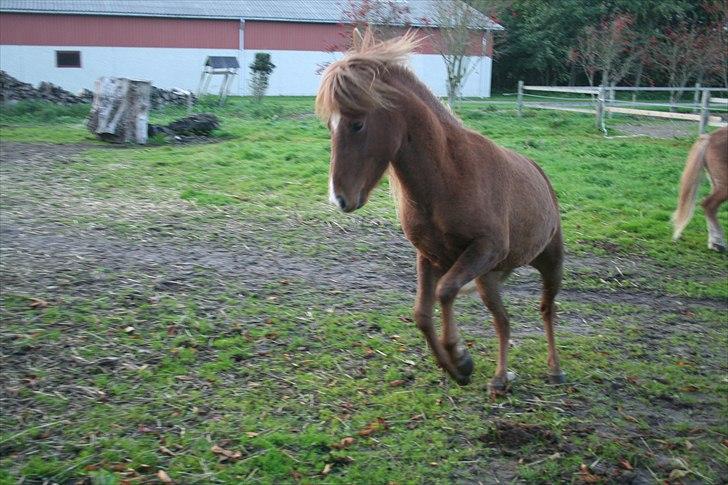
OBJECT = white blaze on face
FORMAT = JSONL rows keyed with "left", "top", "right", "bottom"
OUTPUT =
{"left": 329, "top": 177, "right": 339, "bottom": 206}
{"left": 330, "top": 112, "right": 341, "bottom": 133}
{"left": 328, "top": 112, "right": 341, "bottom": 206}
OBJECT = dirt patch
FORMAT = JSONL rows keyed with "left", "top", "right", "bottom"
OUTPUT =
{"left": 613, "top": 121, "right": 699, "bottom": 139}
{"left": 1, "top": 141, "right": 724, "bottom": 329}
{"left": 479, "top": 420, "right": 558, "bottom": 450}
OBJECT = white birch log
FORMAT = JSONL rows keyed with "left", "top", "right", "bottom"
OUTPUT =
{"left": 87, "top": 77, "right": 151, "bottom": 144}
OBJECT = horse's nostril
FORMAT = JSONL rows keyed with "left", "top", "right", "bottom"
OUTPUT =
{"left": 335, "top": 195, "right": 347, "bottom": 210}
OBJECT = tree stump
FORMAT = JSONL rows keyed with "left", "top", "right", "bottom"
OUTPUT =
{"left": 87, "top": 77, "right": 151, "bottom": 144}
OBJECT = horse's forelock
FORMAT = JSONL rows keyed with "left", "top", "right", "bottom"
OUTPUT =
{"left": 315, "top": 30, "right": 420, "bottom": 123}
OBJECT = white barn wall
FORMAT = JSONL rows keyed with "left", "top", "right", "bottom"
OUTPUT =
{"left": 0, "top": 45, "right": 492, "bottom": 98}
{"left": 0, "top": 45, "right": 241, "bottom": 94}
{"left": 244, "top": 49, "right": 492, "bottom": 97}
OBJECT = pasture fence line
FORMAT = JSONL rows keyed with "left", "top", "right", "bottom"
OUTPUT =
{"left": 516, "top": 82, "right": 728, "bottom": 135}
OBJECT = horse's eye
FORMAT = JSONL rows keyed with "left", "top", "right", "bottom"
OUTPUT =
{"left": 350, "top": 121, "right": 364, "bottom": 133}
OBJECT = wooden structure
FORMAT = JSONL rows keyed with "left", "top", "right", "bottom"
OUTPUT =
{"left": 86, "top": 77, "right": 150, "bottom": 144}
{"left": 197, "top": 56, "right": 239, "bottom": 104}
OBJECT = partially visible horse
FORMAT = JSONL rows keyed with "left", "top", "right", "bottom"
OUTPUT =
{"left": 315, "top": 31, "right": 565, "bottom": 395}
{"left": 673, "top": 126, "right": 728, "bottom": 252}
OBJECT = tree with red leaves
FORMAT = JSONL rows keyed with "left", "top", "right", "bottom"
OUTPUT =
{"left": 572, "top": 14, "right": 642, "bottom": 87}
{"left": 652, "top": 22, "right": 720, "bottom": 106}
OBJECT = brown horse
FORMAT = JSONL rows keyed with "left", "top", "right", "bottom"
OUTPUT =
{"left": 316, "top": 32, "right": 565, "bottom": 394}
{"left": 673, "top": 126, "right": 728, "bottom": 252}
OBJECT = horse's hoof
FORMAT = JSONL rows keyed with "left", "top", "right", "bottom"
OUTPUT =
{"left": 548, "top": 372, "right": 566, "bottom": 385}
{"left": 449, "top": 371, "right": 471, "bottom": 386}
{"left": 454, "top": 348, "right": 474, "bottom": 378}
{"left": 488, "top": 376, "right": 511, "bottom": 397}
{"left": 710, "top": 243, "right": 726, "bottom": 253}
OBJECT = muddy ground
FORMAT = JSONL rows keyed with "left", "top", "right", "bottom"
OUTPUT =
{"left": 1, "top": 142, "right": 726, "bottom": 483}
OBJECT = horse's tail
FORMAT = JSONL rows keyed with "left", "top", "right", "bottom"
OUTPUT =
{"left": 672, "top": 134, "right": 709, "bottom": 240}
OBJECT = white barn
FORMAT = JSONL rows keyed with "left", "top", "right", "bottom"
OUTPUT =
{"left": 0, "top": 0, "right": 502, "bottom": 97}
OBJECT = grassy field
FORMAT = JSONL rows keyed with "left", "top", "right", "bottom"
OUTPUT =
{"left": 1, "top": 96, "right": 726, "bottom": 484}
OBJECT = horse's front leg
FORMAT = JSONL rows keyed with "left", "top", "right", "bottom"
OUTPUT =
{"left": 435, "top": 239, "right": 508, "bottom": 386}
{"left": 413, "top": 252, "right": 470, "bottom": 384}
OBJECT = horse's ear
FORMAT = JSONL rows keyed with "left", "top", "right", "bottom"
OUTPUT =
{"left": 352, "top": 27, "right": 364, "bottom": 50}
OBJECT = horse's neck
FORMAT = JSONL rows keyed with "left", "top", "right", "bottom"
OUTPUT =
{"left": 391, "top": 66, "right": 461, "bottom": 129}
{"left": 389, "top": 89, "right": 460, "bottom": 212}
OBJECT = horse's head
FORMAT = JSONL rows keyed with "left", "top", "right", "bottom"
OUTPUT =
{"left": 324, "top": 106, "right": 404, "bottom": 212}
{"left": 315, "top": 32, "right": 417, "bottom": 212}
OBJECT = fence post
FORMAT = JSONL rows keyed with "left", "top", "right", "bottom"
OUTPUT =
{"left": 607, "top": 82, "right": 615, "bottom": 118}
{"left": 698, "top": 89, "right": 710, "bottom": 134}
{"left": 517, "top": 80, "right": 524, "bottom": 117}
{"left": 595, "top": 84, "right": 605, "bottom": 131}
{"left": 693, "top": 82, "right": 701, "bottom": 113}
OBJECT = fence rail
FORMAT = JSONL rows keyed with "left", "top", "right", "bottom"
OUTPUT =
{"left": 517, "top": 82, "right": 728, "bottom": 135}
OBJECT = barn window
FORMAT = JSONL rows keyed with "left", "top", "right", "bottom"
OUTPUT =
{"left": 56, "top": 51, "right": 81, "bottom": 68}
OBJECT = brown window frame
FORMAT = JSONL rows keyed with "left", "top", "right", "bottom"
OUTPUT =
{"left": 56, "top": 51, "right": 81, "bottom": 68}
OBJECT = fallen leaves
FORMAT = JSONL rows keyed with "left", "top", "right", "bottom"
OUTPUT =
{"left": 680, "top": 385, "right": 700, "bottom": 393}
{"left": 668, "top": 468, "right": 690, "bottom": 480}
{"left": 159, "top": 446, "right": 176, "bottom": 457}
{"left": 358, "top": 418, "right": 388, "bottom": 437}
{"left": 320, "top": 456, "right": 355, "bottom": 477}
{"left": 29, "top": 297, "right": 49, "bottom": 308}
{"left": 157, "top": 470, "right": 173, "bottom": 483}
{"left": 331, "top": 437, "right": 355, "bottom": 450}
{"left": 578, "top": 463, "right": 601, "bottom": 483}
{"left": 406, "top": 414, "right": 425, "bottom": 429}
{"left": 211, "top": 444, "right": 242, "bottom": 462}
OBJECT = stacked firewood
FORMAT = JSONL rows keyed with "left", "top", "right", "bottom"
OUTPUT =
{"left": 1, "top": 71, "right": 196, "bottom": 107}
{"left": 0, "top": 71, "right": 84, "bottom": 104}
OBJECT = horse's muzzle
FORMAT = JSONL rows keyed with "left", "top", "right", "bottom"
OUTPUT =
{"left": 335, "top": 193, "right": 363, "bottom": 213}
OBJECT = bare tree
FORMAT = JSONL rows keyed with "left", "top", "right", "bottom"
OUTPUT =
{"left": 570, "top": 36, "right": 599, "bottom": 87}
{"left": 572, "top": 14, "right": 642, "bottom": 88}
{"left": 342, "top": 0, "right": 411, "bottom": 42}
{"left": 327, "top": 0, "right": 411, "bottom": 54}
{"left": 429, "top": 0, "right": 486, "bottom": 106}
{"left": 704, "top": 21, "right": 728, "bottom": 89}
{"left": 316, "top": 0, "right": 411, "bottom": 74}
{"left": 718, "top": 25, "right": 728, "bottom": 89}
{"left": 652, "top": 23, "right": 712, "bottom": 106}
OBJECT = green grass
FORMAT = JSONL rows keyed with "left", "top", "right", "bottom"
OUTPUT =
{"left": 1, "top": 96, "right": 726, "bottom": 484}
{"left": 17, "top": 95, "right": 722, "bottom": 294}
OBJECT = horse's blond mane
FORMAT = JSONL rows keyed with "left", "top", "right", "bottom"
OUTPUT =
{"left": 315, "top": 29, "right": 420, "bottom": 122}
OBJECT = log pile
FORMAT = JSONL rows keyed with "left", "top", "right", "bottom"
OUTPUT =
{"left": 148, "top": 113, "right": 220, "bottom": 142}
{"left": 151, "top": 86, "right": 196, "bottom": 108}
{"left": 1, "top": 71, "right": 196, "bottom": 107}
{"left": 1, "top": 71, "right": 84, "bottom": 104}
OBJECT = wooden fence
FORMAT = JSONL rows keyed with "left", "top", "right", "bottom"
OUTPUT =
{"left": 516, "top": 82, "right": 728, "bottom": 134}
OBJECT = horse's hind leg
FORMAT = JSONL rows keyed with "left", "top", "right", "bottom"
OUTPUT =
{"left": 531, "top": 232, "right": 565, "bottom": 384}
{"left": 475, "top": 272, "right": 513, "bottom": 396}
{"left": 702, "top": 185, "right": 727, "bottom": 252}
